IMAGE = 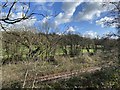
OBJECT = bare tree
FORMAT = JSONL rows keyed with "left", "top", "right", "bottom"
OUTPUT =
{"left": 0, "top": 1, "right": 44, "bottom": 25}
{"left": 102, "top": 2, "right": 120, "bottom": 64}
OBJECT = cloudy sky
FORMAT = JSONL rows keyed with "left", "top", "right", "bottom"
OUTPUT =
{"left": 1, "top": 1, "right": 118, "bottom": 38}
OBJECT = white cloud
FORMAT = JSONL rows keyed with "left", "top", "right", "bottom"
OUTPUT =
{"left": 41, "top": 16, "right": 51, "bottom": 23}
{"left": 67, "top": 26, "right": 76, "bottom": 33}
{"left": 34, "top": 2, "right": 54, "bottom": 14}
{"left": 46, "top": 2, "right": 54, "bottom": 7}
{"left": 56, "top": 32, "right": 63, "bottom": 35}
{"left": 55, "top": 1, "right": 82, "bottom": 25}
{"left": 13, "top": 4, "right": 23, "bottom": 12}
{"left": 83, "top": 31, "right": 98, "bottom": 39}
{"left": 110, "top": 36, "right": 119, "bottom": 39}
{"left": 54, "top": 2, "right": 114, "bottom": 25}
{"left": 0, "top": 12, "right": 37, "bottom": 30}
{"left": 38, "top": 16, "right": 59, "bottom": 33}
{"left": 0, "top": 12, "right": 7, "bottom": 19}
{"left": 14, "top": 17, "right": 37, "bottom": 27}
{"left": 96, "top": 16, "right": 114, "bottom": 28}
{"left": 103, "top": 31, "right": 118, "bottom": 39}
{"left": 74, "top": 2, "right": 107, "bottom": 21}
{"left": 4, "top": 12, "right": 25, "bottom": 20}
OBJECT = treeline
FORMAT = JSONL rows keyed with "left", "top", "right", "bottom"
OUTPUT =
{"left": 2, "top": 30, "right": 118, "bottom": 64}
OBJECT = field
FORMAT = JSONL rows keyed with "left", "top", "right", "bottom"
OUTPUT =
{"left": 2, "top": 45, "right": 96, "bottom": 59}
{"left": 2, "top": 49, "right": 119, "bottom": 88}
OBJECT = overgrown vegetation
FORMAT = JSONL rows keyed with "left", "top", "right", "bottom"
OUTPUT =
{"left": 38, "top": 65, "right": 119, "bottom": 89}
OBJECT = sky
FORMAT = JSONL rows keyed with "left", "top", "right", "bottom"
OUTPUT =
{"left": 1, "top": 1, "right": 118, "bottom": 38}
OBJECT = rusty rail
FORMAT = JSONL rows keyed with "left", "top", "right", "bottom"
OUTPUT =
{"left": 22, "top": 67, "right": 101, "bottom": 87}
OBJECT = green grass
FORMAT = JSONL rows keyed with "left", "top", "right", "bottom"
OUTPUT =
{"left": 2, "top": 48, "right": 96, "bottom": 60}
{"left": 89, "top": 49, "right": 94, "bottom": 53}
{"left": 81, "top": 49, "right": 94, "bottom": 53}
{"left": 2, "top": 44, "right": 97, "bottom": 59}
{"left": 81, "top": 49, "right": 88, "bottom": 53}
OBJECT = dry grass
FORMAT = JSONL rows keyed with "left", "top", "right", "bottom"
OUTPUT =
{"left": 2, "top": 53, "right": 109, "bottom": 88}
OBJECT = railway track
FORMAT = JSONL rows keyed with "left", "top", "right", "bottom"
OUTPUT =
{"left": 22, "top": 67, "right": 101, "bottom": 87}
